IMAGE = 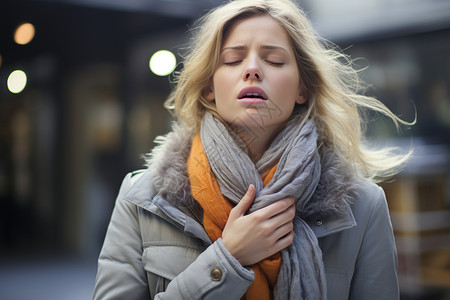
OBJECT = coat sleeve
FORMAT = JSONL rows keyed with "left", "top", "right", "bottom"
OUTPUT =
{"left": 93, "top": 173, "right": 151, "bottom": 299}
{"left": 349, "top": 186, "right": 399, "bottom": 300}
{"left": 154, "top": 238, "right": 254, "bottom": 299}
{"left": 93, "top": 173, "right": 255, "bottom": 300}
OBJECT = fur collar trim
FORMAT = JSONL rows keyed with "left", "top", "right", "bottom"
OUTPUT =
{"left": 145, "top": 123, "right": 356, "bottom": 219}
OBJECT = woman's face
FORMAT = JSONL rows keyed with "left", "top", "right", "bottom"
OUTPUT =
{"left": 206, "top": 15, "right": 307, "bottom": 138}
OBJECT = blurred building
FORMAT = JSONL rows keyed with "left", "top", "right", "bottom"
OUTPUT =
{"left": 0, "top": 0, "right": 449, "bottom": 299}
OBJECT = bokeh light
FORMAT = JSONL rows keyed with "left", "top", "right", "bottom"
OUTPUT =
{"left": 7, "top": 70, "right": 28, "bottom": 94}
{"left": 149, "top": 50, "right": 176, "bottom": 76}
{"left": 14, "top": 23, "right": 36, "bottom": 45}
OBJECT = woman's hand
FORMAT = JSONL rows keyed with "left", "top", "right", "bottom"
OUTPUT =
{"left": 222, "top": 184, "right": 295, "bottom": 266}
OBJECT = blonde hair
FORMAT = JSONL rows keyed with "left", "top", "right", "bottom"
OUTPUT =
{"left": 165, "top": 0, "right": 414, "bottom": 182}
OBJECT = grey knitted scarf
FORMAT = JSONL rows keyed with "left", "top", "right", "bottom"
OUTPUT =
{"left": 200, "top": 112, "right": 327, "bottom": 299}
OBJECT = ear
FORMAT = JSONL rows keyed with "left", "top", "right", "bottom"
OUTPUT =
{"left": 296, "top": 89, "right": 308, "bottom": 104}
{"left": 205, "top": 85, "right": 215, "bottom": 101}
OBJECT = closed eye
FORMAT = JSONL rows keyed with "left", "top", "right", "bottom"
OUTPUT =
{"left": 224, "top": 61, "right": 242, "bottom": 66}
{"left": 266, "top": 60, "right": 284, "bottom": 66}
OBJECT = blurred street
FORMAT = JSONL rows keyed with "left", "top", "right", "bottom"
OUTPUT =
{"left": 0, "top": 258, "right": 96, "bottom": 300}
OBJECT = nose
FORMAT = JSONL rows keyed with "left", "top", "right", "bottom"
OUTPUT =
{"left": 243, "top": 57, "right": 262, "bottom": 81}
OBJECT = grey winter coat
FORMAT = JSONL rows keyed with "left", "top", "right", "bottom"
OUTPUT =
{"left": 93, "top": 128, "right": 399, "bottom": 300}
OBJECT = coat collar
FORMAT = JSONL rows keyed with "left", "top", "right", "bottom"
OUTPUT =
{"left": 122, "top": 170, "right": 212, "bottom": 245}
{"left": 307, "top": 203, "right": 356, "bottom": 238}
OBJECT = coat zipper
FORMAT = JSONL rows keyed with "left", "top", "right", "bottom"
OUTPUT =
{"left": 187, "top": 205, "right": 204, "bottom": 226}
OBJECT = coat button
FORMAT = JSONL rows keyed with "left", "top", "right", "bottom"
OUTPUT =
{"left": 210, "top": 268, "right": 222, "bottom": 281}
{"left": 315, "top": 219, "right": 323, "bottom": 226}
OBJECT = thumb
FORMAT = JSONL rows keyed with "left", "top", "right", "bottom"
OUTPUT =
{"left": 231, "top": 184, "right": 255, "bottom": 218}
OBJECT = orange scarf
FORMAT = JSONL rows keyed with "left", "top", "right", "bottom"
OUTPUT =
{"left": 187, "top": 133, "right": 281, "bottom": 300}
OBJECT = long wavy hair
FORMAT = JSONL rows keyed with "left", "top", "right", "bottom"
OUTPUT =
{"left": 165, "top": 0, "right": 413, "bottom": 182}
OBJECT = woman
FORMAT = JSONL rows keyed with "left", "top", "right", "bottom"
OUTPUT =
{"left": 94, "top": 0, "right": 411, "bottom": 299}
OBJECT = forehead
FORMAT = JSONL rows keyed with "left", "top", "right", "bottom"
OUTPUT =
{"left": 222, "top": 15, "right": 292, "bottom": 48}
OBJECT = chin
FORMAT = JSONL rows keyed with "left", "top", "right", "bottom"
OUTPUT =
{"left": 226, "top": 113, "right": 265, "bottom": 130}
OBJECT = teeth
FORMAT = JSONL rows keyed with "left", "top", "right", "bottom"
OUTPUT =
{"left": 245, "top": 93, "right": 262, "bottom": 98}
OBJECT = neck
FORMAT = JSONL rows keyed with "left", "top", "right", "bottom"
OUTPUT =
{"left": 231, "top": 123, "right": 284, "bottom": 162}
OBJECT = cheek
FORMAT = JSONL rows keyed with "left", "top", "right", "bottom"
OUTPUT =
{"left": 275, "top": 74, "right": 300, "bottom": 99}
{"left": 213, "top": 70, "right": 236, "bottom": 99}
{"left": 212, "top": 71, "right": 225, "bottom": 95}
{"left": 211, "top": 74, "right": 230, "bottom": 114}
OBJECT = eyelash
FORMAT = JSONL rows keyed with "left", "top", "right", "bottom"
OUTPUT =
{"left": 267, "top": 61, "right": 284, "bottom": 66}
{"left": 224, "top": 61, "right": 242, "bottom": 66}
{"left": 223, "top": 60, "right": 284, "bottom": 66}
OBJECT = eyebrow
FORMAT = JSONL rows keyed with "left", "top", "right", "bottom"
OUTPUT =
{"left": 221, "top": 45, "right": 289, "bottom": 53}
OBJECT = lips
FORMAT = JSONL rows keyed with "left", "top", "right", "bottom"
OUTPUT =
{"left": 237, "top": 86, "right": 268, "bottom": 101}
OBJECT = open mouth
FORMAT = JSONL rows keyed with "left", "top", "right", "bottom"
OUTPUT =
{"left": 238, "top": 86, "right": 268, "bottom": 101}
{"left": 241, "top": 93, "right": 265, "bottom": 99}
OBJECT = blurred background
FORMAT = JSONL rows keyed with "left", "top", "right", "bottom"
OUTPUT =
{"left": 0, "top": 0, "right": 449, "bottom": 299}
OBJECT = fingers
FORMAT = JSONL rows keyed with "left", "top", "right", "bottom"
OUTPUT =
{"left": 274, "top": 230, "right": 295, "bottom": 250}
{"left": 223, "top": 192, "right": 296, "bottom": 266}
{"left": 229, "top": 184, "right": 255, "bottom": 219}
{"left": 273, "top": 218, "right": 294, "bottom": 240}
{"left": 263, "top": 201, "right": 295, "bottom": 246}
{"left": 256, "top": 198, "right": 295, "bottom": 252}
{"left": 257, "top": 196, "right": 295, "bottom": 219}
{"left": 269, "top": 201, "right": 295, "bottom": 227}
